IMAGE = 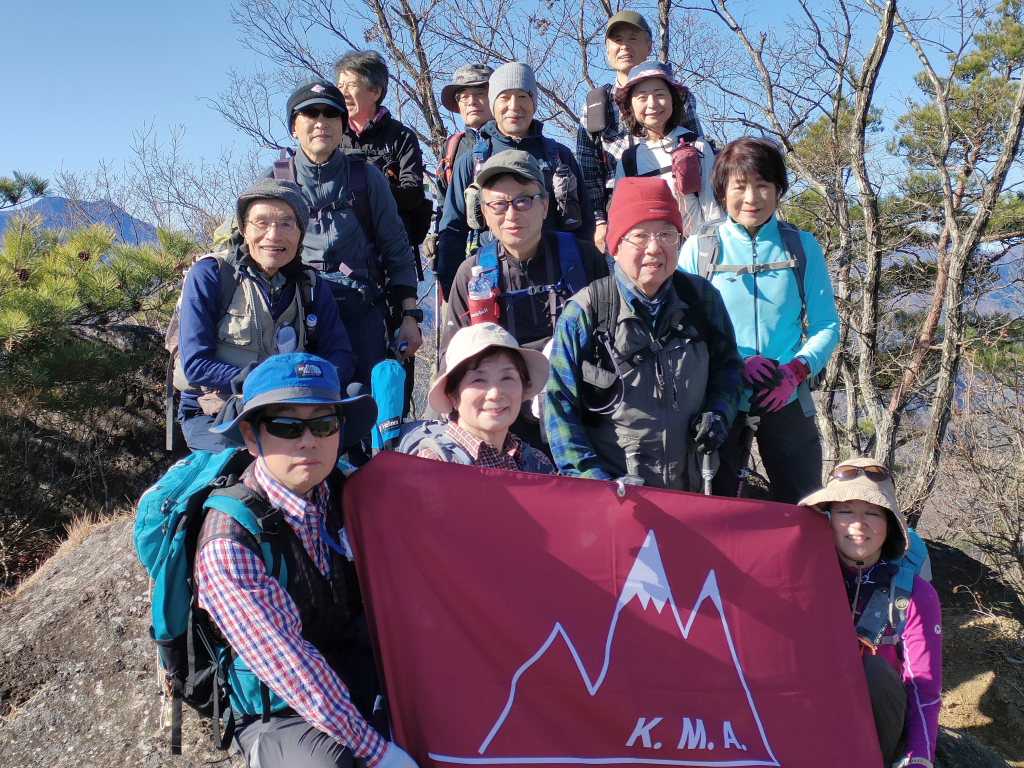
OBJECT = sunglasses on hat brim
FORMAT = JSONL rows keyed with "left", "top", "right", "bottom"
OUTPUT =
{"left": 830, "top": 464, "right": 891, "bottom": 482}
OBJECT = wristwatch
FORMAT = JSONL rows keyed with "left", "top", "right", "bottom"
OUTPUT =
{"left": 402, "top": 308, "right": 424, "bottom": 323}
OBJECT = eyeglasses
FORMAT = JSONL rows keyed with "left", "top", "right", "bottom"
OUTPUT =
{"left": 457, "top": 90, "right": 487, "bottom": 104}
{"left": 246, "top": 218, "right": 298, "bottom": 233}
{"left": 831, "top": 465, "right": 891, "bottom": 482}
{"left": 621, "top": 230, "right": 681, "bottom": 249}
{"left": 259, "top": 415, "right": 341, "bottom": 440}
{"left": 297, "top": 106, "right": 343, "bottom": 120}
{"left": 482, "top": 194, "right": 543, "bottom": 215}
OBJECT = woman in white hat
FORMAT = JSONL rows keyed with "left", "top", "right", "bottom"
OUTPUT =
{"left": 410, "top": 323, "right": 555, "bottom": 473}
{"left": 800, "top": 458, "right": 941, "bottom": 768}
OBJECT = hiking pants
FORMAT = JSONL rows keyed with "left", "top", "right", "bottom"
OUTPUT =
{"left": 235, "top": 715, "right": 354, "bottom": 768}
{"left": 177, "top": 398, "right": 236, "bottom": 453}
{"left": 712, "top": 399, "right": 823, "bottom": 504}
{"left": 862, "top": 654, "right": 907, "bottom": 767}
{"left": 343, "top": 303, "right": 389, "bottom": 388}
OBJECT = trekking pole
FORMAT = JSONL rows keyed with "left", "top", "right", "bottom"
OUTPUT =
{"left": 735, "top": 414, "right": 761, "bottom": 498}
{"left": 702, "top": 451, "right": 715, "bottom": 496}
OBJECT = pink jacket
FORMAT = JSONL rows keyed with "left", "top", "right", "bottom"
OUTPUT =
{"left": 842, "top": 562, "right": 943, "bottom": 764}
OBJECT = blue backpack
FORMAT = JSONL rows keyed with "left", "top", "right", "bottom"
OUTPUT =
{"left": 475, "top": 232, "right": 587, "bottom": 339}
{"left": 134, "top": 448, "right": 285, "bottom": 755}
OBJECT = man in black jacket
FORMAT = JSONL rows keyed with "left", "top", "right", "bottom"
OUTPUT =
{"left": 335, "top": 50, "right": 432, "bottom": 251}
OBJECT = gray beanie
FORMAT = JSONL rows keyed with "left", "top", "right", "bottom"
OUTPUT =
{"left": 236, "top": 178, "right": 310, "bottom": 241}
{"left": 488, "top": 62, "right": 538, "bottom": 115}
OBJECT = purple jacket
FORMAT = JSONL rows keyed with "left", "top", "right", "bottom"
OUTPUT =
{"left": 842, "top": 561, "right": 942, "bottom": 764}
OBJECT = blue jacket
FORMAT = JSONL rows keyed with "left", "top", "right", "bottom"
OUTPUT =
{"left": 177, "top": 247, "right": 357, "bottom": 406}
{"left": 678, "top": 214, "right": 839, "bottom": 409}
{"left": 437, "top": 119, "right": 596, "bottom": 300}
{"left": 260, "top": 148, "right": 419, "bottom": 302}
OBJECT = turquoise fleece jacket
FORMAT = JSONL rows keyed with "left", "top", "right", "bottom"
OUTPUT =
{"left": 678, "top": 214, "right": 839, "bottom": 408}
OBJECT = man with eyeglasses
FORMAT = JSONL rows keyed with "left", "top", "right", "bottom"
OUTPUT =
{"left": 437, "top": 62, "right": 596, "bottom": 302}
{"left": 440, "top": 151, "right": 608, "bottom": 451}
{"left": 261, "top": 78, "right": 422, "bottom": 392}
{"left": 545, "top": 177, "right": 742, "bottom": 489}
{"left": 432, "top": 63, "right": 494, "bottom": 233}
{"left": 173, "top": 179, "right": 357, "bottom": 453}
{"left": 195, "top": 352, "right": 420, "bottom": 768}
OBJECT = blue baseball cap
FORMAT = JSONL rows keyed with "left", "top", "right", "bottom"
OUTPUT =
{"left": 212, "top": 353, "right": 377, "bottom": 450}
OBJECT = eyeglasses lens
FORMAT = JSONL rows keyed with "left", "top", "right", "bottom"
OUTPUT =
{"left": 832, "top": 465, "right": 890, "bottom": 482}
{"left": 485, "top": 195, "right": 538, "bottom": 215}
{"left": 262, "top": 416, "right": 340, "bottom": 439}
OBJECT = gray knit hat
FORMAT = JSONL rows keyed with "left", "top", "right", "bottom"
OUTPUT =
{"left": 488, "top": 62, "right": 538, "bottom": 115}
{"left": 236, "top": 178, "right": 310, "bottom": 241}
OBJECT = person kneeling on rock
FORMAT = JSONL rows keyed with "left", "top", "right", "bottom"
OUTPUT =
{"left": 193, "top": 352, "right": 417, "bottom": 768}
{"left": 800, "top": 459, "right": 941, "bottom": 768}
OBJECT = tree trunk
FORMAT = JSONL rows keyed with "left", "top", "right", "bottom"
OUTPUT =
{"left": 658, "top": 0, "right": 672, "bottom": 64}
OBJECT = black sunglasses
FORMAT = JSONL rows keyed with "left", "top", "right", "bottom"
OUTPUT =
{"left": 298, "top": 106, "right": 343, "bottom": 120}
{"left": 831, "top": 465, "right": 891, "bottom": 482}
{"left": 259, "top": 415, "right": 341, "bottom": 440}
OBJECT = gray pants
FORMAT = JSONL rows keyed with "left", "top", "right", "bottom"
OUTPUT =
{"left": 863, "top": 654, "right": 907, "bottom": 767}
{"left": 235, "top": 716, "right": 355, "bottom": 768}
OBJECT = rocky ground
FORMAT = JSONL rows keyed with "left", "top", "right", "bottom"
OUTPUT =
{"left": 0, "top": 519, "right": 1020, "bottom": 767}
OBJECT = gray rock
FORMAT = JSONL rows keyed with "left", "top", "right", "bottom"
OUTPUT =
{"left": 0, "top": 521, "right": 241, "bottom": 767}
{"left": 935, "top": 726, "right": 1010, "bottom": 767}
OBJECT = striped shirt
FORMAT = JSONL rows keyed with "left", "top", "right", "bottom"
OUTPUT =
{"left": 194, "top": 459, "right": 386, "bottom": 765}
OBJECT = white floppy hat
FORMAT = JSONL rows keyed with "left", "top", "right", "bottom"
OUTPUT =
{"left": 798, "top": 457, "right": 909, "bottom": 560}
{"left": 428, "top": 323, "right": 549, "bottom": 415}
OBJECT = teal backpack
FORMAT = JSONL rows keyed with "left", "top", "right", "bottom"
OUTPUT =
{"left": 134, "top": 448, "right": 285, "bottom": 754}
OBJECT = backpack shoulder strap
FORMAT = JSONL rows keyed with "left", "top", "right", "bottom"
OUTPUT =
{"left": 552, "top": 232, "right": 586, "bottom": 294}
{"left": 472, "top": 135, "right": 492, "bottom": 175}
{"left": 205, "top": 485, "right": 288, "bottom": 585}
{"left": 695, "top": 219, "right": 724, "bottom": 281}
{"left": 543, "top": 137, "right": 562, "bottom": 167}
{"left": 346, "top": 156, "right": 376, "bottom": 247}
{"left": 777, "top": 220, "right": 808, "bottom": 329}
{"left": 272, "top": 148, "right": 296, "bottom": 183}
{"left": 620, "top": 145, "right": 639, "bottom": 178}
{"left": 587, "top": 275, "right": 620, "bottom": 340}
{"left": 671, "top": 271, "right": 708, "bottom": 345}
{"left": 520, "top": 445, "right": 550, "bottom": 474}
{"left": 476, "top": 241, "right": 500, "bottom": 291}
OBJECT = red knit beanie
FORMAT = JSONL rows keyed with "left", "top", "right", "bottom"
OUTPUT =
{"left": 606, "top": 177, "right": 684, "bottom": 256}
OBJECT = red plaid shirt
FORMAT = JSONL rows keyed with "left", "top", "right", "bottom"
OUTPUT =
{"left": 194, "top": 459, "right": 386, "bottom": 764}
{"left": 418, "top": 421, "right": 555, "bottom": 473}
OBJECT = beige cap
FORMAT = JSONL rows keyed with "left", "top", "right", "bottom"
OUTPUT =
{"left": 798, "top": 457, "right": 909, "bottom": 560}
{"left": 428, "top": 323, "right": 549, "bottom": 415}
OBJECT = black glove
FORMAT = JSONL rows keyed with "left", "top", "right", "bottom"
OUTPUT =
{"left": 691, "top": 411, "right": 729, "bottom": 454}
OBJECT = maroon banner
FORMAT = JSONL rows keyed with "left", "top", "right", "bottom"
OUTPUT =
{"left": 345, "top": 453, "right": 881, "bottom": 768}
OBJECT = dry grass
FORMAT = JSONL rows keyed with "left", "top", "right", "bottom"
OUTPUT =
{"left": 8, "top": 505, "right": 135, "bottom": 599}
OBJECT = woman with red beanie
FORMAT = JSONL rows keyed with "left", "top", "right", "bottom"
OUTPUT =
{"left": 543, "top": 176, "right": 743, "bottom": 489}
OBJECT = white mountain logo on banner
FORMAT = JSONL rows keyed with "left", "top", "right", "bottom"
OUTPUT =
{"left": 430, "top": 529, "right": 780, "bottom": 767}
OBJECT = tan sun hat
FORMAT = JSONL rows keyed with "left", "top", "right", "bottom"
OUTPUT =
{"left": 428, "top": 323, "right": 549, "bottom": 415}
{"left": 798, "top": 457, "right": 909, "bottom": 560}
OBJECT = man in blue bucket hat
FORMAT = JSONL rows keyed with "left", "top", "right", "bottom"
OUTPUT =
{"left": 193, "top": 352, "right": 419, "bottom": 768}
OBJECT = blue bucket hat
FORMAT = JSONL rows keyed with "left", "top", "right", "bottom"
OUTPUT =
{"left": 212, "top": 353, "right": 377, "bottom": 450}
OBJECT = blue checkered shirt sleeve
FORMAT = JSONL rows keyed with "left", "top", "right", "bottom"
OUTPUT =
{"left": 544, "top": 299, "right": 614, "bottom": 480}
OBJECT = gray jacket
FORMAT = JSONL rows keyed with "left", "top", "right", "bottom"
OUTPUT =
{"left": 574, "top": 278, "right": 709, "bottom": 491}
{"left": 260, "top": 148, "right": 419, "bottom": 302}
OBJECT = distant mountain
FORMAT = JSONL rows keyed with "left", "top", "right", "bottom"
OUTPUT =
{"left": 0, "top": 197, "right": 158, "bottom": 244}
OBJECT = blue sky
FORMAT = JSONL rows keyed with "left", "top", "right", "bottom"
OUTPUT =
{"left": 2, "top": 0, "right": 257, "bottom": 178}
{"left": 3, "top": 0, "right": 929, "bottom": 184}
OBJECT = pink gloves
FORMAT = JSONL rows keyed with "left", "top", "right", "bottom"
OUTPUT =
{"left": 751, "top": 359, "right": 808, "bottom": 413}
{"left": 742, "top": 355, "right": 782, "bottom": 388}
